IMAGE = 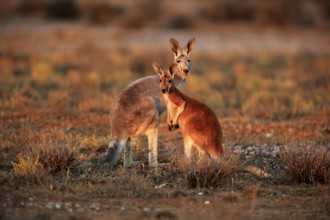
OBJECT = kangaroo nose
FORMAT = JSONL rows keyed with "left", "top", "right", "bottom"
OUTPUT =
{"left": 183, "top": 69, "right": 189, "bottom": 73}
{"left": 162, "top": 88, "right": 167, "bottom": 94}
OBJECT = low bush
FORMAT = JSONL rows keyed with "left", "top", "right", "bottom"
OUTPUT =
{"left": 280, "top": 145, "right": 330, "bottom": 184}
{"left": 184, "top": 155, "right": 240, "bottom": 188}
{"left": 18, "top": 129, "right": 78, "bottom": 176}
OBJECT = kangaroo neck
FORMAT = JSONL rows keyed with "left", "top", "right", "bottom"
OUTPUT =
{"left": 166, "top": 86, "right": 181, "bottom": 99}
{"left": 164, "top": 86, "right": 186, "bottom": 107}
{"left": 173, "top": 74, "right": 185, "bottom": 89}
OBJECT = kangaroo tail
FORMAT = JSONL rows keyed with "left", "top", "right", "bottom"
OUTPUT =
{"left": 106, "top": 139, "right": 125, "bottom": 167}
{"left": 243, "top": 165, "right": 272, "bottom": 178}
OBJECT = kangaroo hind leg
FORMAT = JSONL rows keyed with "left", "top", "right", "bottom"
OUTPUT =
{"left": 146, "top": 128, "right": 158, "bottom": 167}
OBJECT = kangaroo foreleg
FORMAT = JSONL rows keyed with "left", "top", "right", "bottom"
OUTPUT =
{"left": 166, "top": 103, "right": 175, "bottom": 130}
{"left": 171, "top": 100, "right": 185, "bottom": 129}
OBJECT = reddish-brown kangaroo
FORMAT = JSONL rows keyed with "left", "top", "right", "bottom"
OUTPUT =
{"left": 107, "top": 38, "right": 196, "bottom": 167}
{"left": 153, "top": 62, "right": 224, "bottom": 161}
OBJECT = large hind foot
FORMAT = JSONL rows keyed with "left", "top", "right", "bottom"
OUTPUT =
{"left": 106, "top": 141, "right": 123, "bottom": 167}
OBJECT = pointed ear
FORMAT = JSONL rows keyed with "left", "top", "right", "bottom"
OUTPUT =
{"left": 185, "top": 38, "right": 196, "bottom": 54}
{"left": 169, "top": 63, "right": 178, "bottom": 76}
{"left": 152, "top": 62, "right": 163, "bottom": 76}
{"left": 169, "top": 38, "right": 180, "bottom": 55}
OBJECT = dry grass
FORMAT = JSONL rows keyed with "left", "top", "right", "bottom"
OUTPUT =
{"left": 12, "top": 157, "right": 37, "bottom": 177}
{"left": 156, "top": 151, "right": 241, "bottom": 189}
{"left": 2, "top": 52, "right": 329, "bottom": 188}
{"left": 280, "top": 145, "right": 330, "bottom": 184}
{"left": 182, "top": 53, "right": 330, "bottom": 119}
{"left": 35, "top": 144, "right": 76, "bottom": 175}
{"left": 15, "top": 129, "right": 78, "bottom": 176}
{"left": 184, "top": 156, "right": 240, "bottom": 189}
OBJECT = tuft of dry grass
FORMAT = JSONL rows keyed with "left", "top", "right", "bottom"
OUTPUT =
{"left": 174, "top": 154, "right": 241, "bottom": 189}
{"left": 11, "top": 153, "right": 50, "bottom": 184}
{"left": 22, "top": 129, "right": 78, "bottom": 176}
{"left": 280, "top": 145, "right": 330, "bottom": 184}
{"left": 36, "top": 144, "right": 76, "bottom": 175}
{"left": 12, "top": 157, "right": 37, "bottom": 177}
{"left": 185, "top": 164, "right": 238, "bottom": 188}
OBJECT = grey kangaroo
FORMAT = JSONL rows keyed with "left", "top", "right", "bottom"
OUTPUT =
{"left": 107, "top": 38, "right": 196, "bottom": 167}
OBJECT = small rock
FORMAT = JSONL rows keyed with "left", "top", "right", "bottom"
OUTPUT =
{"left": 89, "top": 203, "right": 100, "bottom": 212}
{"left": 55, "top": 202, "right": 61, "bottom": 209}
{"left": 155, "top": 183, "right": 167, "bottom": 189}
{"left": 265, "top": 132, "right": 274, "bottom": 138}
{"left": 143, "top": 207, "right": 151, "bottom": 212}
{"left": 46, "top": 202, "right": 53, "bottom": 209}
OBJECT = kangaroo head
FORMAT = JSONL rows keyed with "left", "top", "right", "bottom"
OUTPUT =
{"left": 153, "top": 62, "right": 178, "bottom": 94}
{"left": 169, "top": 38, "right": 195, "bottom": 80}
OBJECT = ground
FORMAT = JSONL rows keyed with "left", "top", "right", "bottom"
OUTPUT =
{"left": 0, "top": 16, "right": 330, "bottom": 220}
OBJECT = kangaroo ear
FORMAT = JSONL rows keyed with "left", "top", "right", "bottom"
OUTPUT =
{"left": 185, "top": 38, "right": 196, "bottom": 55}
{"left": 169, "top": 38, "right": 180, "bottom": 56}
{"left": 152, "top": 62, "right": 163, "bottom": 76}
{"left": 169, "top": 63, "right": 178, "bottom": 76}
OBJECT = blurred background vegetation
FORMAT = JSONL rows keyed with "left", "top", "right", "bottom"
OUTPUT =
{"left": 0, "top": 0, "right": 329, "bottom": 125}
{"left": 1, "top": 0, "right": 330, "bottom": 27}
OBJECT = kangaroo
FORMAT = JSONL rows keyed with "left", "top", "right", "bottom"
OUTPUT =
{"left": 153, "top": 62, "right": 273, "bottom": 177}
{"left": 107, "top": 38, "right": 196, "bottom": 167}
{"left": 153, "top": 62, "right": 224, "bottom": 161}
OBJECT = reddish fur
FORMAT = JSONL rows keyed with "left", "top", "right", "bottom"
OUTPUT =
{"left": 166, "top": 86, "right": 223, "bottom": 159}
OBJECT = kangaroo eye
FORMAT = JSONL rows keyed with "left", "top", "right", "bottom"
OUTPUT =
{"left": 187, "top": 59, "right": 191, "bottom": 62}
{"left": 159, "top": 79, "right": 162, "bottom": 82}
{"left": 168, "top": 79, "right": 172, "bottom": 83}
{"left": 176, "top": 60, "right": 181, "bottom": 63}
